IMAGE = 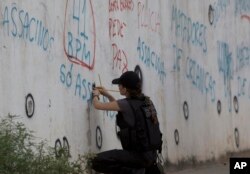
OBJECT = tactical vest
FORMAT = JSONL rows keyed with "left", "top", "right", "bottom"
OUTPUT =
{"left": 116, "top": 98, "right": 162, "bottom": 152}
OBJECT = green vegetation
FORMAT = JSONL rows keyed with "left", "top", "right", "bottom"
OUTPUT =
{"left": 0, "top": 115, "right": 95, "bottom": 174}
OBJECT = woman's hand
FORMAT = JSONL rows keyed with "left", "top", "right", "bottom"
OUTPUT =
{"left": 94, "top": 86, "right": 115, "bottom": 102}
{"left": 92, "top": 88, "right": 100, "bottom": 98}
{"left": 95, "top": 86, "right": 109, "bottom": 97}
{"left": 92, "top": 86, "right": 119, "bottom": 110}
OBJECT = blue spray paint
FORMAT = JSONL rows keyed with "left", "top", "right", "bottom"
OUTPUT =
{"left": 186, "top": 57, "right": 216, "bottom": 102}
{"left": 217, "top": 41, "right": 233, "bottom": 111}
{"left": 137, "top": 37, "right": 166, "bottom": 83}
{"left": 66, "top": 0, "right": 93, "bottom": 67}
{"left": 173, "top": 44, "right": 183, "bottom": 72}
{"left": 236, "top": 45, "right": 250, "bottom": 72}
{"left": 237, "top": 76, "right": 247, "bottom": 97}
{"left": 60, "top": 63, "right": 92, "bottom": 102}
{"left": 235, "top": 0, "right": 250, "bottom": 15}
{"left": 171, "top": 5, "right": 207, "bottom": 53}
{"left": 2, "top": 4, "right": 54, "bottom": 52}
{"left": 211, "top": 0, "right": 230, "bottom": 27}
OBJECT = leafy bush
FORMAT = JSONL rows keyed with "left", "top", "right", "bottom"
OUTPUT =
{"left": 0, "top": 115, "right": 95, "bottom": 174}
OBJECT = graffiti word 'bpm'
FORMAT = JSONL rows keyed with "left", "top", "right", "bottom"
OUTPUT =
{"left": 64, "top": 0, "right": 96, "bottom": 69}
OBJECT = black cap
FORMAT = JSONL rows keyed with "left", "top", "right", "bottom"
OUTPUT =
{"left": 112, "top": 71, "right": 141, "bottom": 90}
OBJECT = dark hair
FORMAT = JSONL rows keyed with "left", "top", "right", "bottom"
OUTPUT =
{"left": 127, "top": 86, "right": 159, "bottom": 124}
{"left": 126, "top": 82, "right": 142, "bottom": 99}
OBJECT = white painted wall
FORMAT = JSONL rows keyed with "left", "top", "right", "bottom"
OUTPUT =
{"left": 1, "top": 0, "right": 250, "bottom": 164}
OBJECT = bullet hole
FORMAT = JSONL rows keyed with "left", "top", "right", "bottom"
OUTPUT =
{"left": 233, "top": 96, "right": 239, "bottom": 114}
{"left": 174, "top": 129, "right": 180, "bottom": 145}
{"left": 25, "top": 93, "right": 35, "bottom": 118}
{"left": 49, "top": 99, "right": 51, "bottom": 108}
{"left": 217, "top": 100, "right": 222, "bottom": 115}
{"left": 234, "top": 128, "right": 240, "bottom": 148}
{"left": 208, "top": 5, "right": 214, "bottom": 25}
{"left": 183, "top": 101, "right": 189, "bottom": 120}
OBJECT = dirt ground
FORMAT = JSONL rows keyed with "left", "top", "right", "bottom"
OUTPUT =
{"left": 164, "top": 150, "right": 250, "bottom": 174}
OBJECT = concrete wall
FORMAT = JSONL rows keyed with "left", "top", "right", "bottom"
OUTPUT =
{"left": 1, "top": 0, "right": 250, "bottom": 164}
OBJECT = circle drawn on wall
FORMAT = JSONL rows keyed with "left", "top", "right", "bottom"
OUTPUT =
{"left": 233, "top": 96, "right": 239, "bottom": 113}
{"left": 174, "top": 129, "right": 180, "bottom": 145}
{"left": 55, "top": 139, "right": 62, "bottom": 158}
{"left": 183, "top": 101, "right": 189, "bottom": 120}
{"left": 25, "top": 94, "right": 35, "bottom": 118}
{"left": 63, "top": 136, "right": 71, "bottom": 157}
{"left": 234, "top": 128, "right": 240, "bottom": 148}
{"left": 217, "top": 100, "right": 222, "bottom": 115}
{"left": 134, "top": 65, "right": 143, "bottom": 85}
{"left": 208, "top": 5, "right": 214, "bottom": 25}
{"left": 96, "top": 126, "right": 102, "bottom": 149}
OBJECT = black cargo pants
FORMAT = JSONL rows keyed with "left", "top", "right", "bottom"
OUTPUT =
{"left": 91, "top": 149, "right": 157, "bottom": 174}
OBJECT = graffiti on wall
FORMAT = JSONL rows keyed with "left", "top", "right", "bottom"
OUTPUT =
{"left": 172, "top": 38, "right": 250, "bottom": 111}
{"left": 171, "top": 5, "right": 207, "bottom": 54}
{"left": 137, "top": 37, "right": 166, "bottom": 83}
{"left": 136, "top": 1, "right": 165, "bottom": 84}
{"left": 236, "top": 44, "right": 250, "bottom": 72}
{"left": 209, "top": 0, "right": 230, "bottom": 27}
{"left": 235, "top": 0, "right": 250, "bottom": 15}
{"left": 235, "top": 0, "right": 250, "bottom": 22}
{"left": 235, "top": 43, "right": 250, "bottom": 100}
{"left": 173, "top": 44, "right": 216, "bottom": 103}
{"left": 237, "top": 76, "right": 247, "bottom": 97}
{"left": 137, "top": 0, "right": 160, "bottom": 34}
{"left": 236, "top": 75, "right": 250, "bottom": 101}
{"left": 241, "top": 14, "right": 250, "bottom": 22}
{"left": 112, "top": 43, "right": 128, "bottom": 73}
{"left": 60, "top": 63, "right": 93, "bottom": 102}
{"left": 109, "top": 0, "right": 131, "bottom": 73}
{"left": 217, "top": 41, "right": 233, "bottom": 111}
{"left": 173, "top": 44, "right": 183, "bottom": 72}
{"left": 2, "top": 3, "right": 54, "bottom": 52}
{"left": 109, "top": 0, "right": 134, "bottom": 12}
{"left": 186, "top": 57, "right": 216, "bottom": 103}
{"left": 64, "top": 0, "right": 96, "bottom": 69}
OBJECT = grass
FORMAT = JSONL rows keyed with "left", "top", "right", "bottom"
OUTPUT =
{"left": 0, "top": 114, "right": 96, "bottom": 174}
